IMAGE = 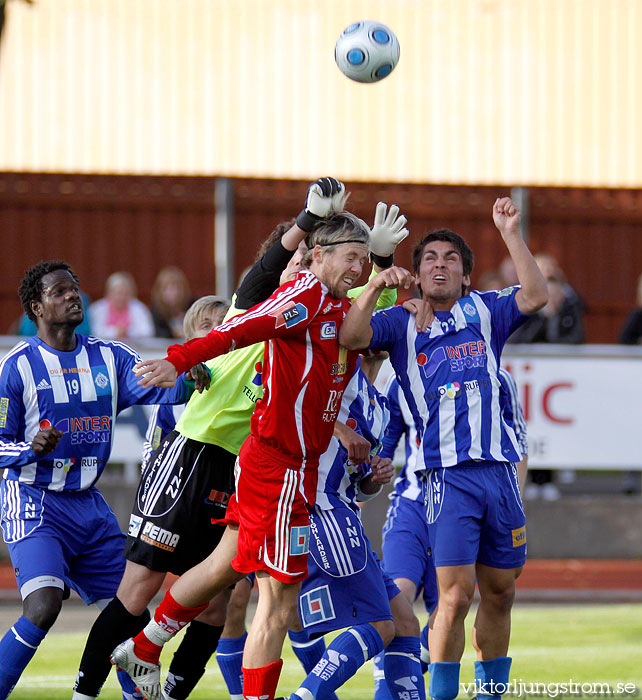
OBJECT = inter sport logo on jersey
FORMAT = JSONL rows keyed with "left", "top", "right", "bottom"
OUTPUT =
{"left": 270, "top": 301, "right": 308, "bottom": 329}
{"left": 40, "top": 415, "right": 111, "bottom": 445}
{"left": 417, "top": 340, "right": 487, "bottom": 377}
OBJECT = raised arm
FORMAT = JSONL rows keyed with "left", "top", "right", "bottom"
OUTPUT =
{"left": 492, "top": 197, "right": 548, "bottom": 314}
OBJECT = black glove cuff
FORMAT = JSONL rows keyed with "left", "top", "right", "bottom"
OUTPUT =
{"left": 296, "top": 209, "right": 323, "bottom": 233}
{"left": 370, "top": 252, "right": 395, "bottom": 269}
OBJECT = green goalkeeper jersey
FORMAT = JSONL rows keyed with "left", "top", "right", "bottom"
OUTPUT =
{"left": 175, "top": 274, "right": 397, "bottom": 455}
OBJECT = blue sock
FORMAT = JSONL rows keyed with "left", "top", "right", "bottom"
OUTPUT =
{"left": 0, "top": 616, "right": 48, "bottom": 700}
{"left": 292, "top": 623, "right": 384, "bottom": 700}
{"left": 116, "top": 667, "right": 143, "bottom": 699}
{"left": 428, "top": 661, "right": 460, "bottom": 700}
{"left": 215, "top": 633, "right": 247, "bottom": 699}
{"left": 474, "top": 656, "right": 512, "bottom": 699}
{"left": 373, "top": 652, "right": 394, "bottom": 699}
{"left": 420, "top": 624, "right": 430, "bottom": 674}
{"left": 384, "top": 636, "right": 426, "bottom": 700}
{"left": 288, "top": 630, "right": 338, "bottom": 700}
{"left": 288, "top": 629, "right": 327, "bottom": 673}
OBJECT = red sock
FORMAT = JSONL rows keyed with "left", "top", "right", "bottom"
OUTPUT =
{"left": 242, "top": 659, "right": 284, "bottom": 700}
{"left": 133, "top": 590, "right": 209, "bottom": 663}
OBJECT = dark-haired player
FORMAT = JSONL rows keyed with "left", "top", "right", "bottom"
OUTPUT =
{"left": 0, "top": 260, "right": 197, "bottom": 700}
{"left": 340, "top": 197, "right": 548, "bottom": 700}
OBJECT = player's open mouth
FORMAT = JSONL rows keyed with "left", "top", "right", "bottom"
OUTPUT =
{"left": 433, "top": 275, "right": 446, "bottom": 282}
{"left": 68, "top": 304, "right": 82, "bottom": 312}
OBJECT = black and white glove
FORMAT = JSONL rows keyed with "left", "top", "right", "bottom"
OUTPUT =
{"left": 296, "top": 177, "right": 347, "bottom": 232}
{"left": 369, "top": 201, "right": 409, "bottom": 268}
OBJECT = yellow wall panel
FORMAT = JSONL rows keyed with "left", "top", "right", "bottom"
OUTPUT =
{"left": 0, "top": 0, "right": 639, "bottom": 186}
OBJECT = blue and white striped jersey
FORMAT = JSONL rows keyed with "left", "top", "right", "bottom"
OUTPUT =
{"left": 380, "top": 376, "right": 423, "bottom": 503}
{"left": 498, "top": 367, "right": 528, "bottom": 457}
{"left": 370, "top": 288, "right": 527, "bottom": 471}
{"left": 315, "top": 364, "right": 390, "bottom": 512}
{"left": 0, "top": 335, "right": 189, "bottom": 492}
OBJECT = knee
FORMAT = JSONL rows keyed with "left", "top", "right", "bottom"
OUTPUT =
{"left": 438, "top": 586, "right": 473, "bottom": 621}
{"left": 373, "top": 619, "right": 395, "bottom": 648}
{"left": 23, "top": 590, "right": 62, "bottom": 631}
{"left": 391, "top": 596, "right": 420, "bottom": 637}
{"left": 482, "top": 585, "right": 515, "bottom": 615}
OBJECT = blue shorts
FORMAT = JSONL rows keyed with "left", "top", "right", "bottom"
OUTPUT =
{"left": 1, "top": 481, "right": 126, "bottom": 604}
{"left": 425, "top": 460, "right": 526, "bottom": 569}
{"left": 381, "top": 495, "right": 438, "bottom": 613}
{"left": 298, "top": 504, "right": 398, "bottom": 637}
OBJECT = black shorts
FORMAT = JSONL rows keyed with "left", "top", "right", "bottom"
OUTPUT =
{"left": 123, "top": 430, "right": 236, "bottom": 576}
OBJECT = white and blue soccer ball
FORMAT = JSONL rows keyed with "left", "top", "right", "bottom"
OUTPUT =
{"left": 334, "top": 20, "right": 400, "bottom": 83}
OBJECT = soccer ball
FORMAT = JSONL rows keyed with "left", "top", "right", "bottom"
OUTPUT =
{"left": 334, "top": 20, "right": 400, "bottom": 83}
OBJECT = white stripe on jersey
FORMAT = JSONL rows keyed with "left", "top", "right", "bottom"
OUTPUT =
{"left": 475, "top": 294, "right": 506, "bottom": 460}
{"left": 99, "top": 345, "right": 119, "bottom": 456}
{"left": 16, "top": 356, "right": 40, "bottom": 484}
{"left": 37, "top": 346, "right": 69, "bottom": 404}
{"left": 403, "top": 317, "right": 429, "bottom": 474}
{"left": 499, "top": 367, "right": 528, "bottom": 455}
{"left": 301, "top": 329, "right": 313, "bottom": 383}
{"left": 294, "top": 382, "right": 309, "bottom": 465}
{"left": 76, "top": 346, "right": 98, "bottom": 403}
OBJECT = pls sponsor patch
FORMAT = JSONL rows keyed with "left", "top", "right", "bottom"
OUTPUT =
{"left": 270, "top": 301, "right": 308, "bottom": 329}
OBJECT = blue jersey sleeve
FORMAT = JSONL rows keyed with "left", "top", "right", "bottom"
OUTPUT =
{"left": 112, "top": 343, "right": 191, "bottom": 414}
{"left": 380, "top": 380, "right": 406, "bottom": 461}
{"left": 0, "top": 358, "right": 38, "bottom": 469}
{"left": 475, "top": 287, "right": 529, "bottom": 348}
{"left": 370, "top": 305, "right": 408, "bottom": 351}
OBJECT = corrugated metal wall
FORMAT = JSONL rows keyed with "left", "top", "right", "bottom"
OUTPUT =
{"left": 2, "top": 172, "right": 641, "bottom": 343}
{"left": 1, "top": 0, "right": 641, "bottom": 186}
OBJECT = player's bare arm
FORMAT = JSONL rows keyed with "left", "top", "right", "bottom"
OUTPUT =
{"left": 186, "top": 362, "right": 211, "bottom": 393}
{"left": 493, "top": 197, "right": 548, "bottom": 315}
{"left": 339, "top": 265, "right": 414, "bottom": 350}
{"left": 134, "top": 358, "right": 178, "bottom": 388}
{"left": 334, "top": 420, "right": 371, "bottom": 464}
{"left": 30, "top": 426, "right": 63, "bottom": 455}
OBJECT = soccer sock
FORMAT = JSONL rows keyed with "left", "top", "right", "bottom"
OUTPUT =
{"left": 474, "top": 656, "right": 512, "bottom": 699}
{"left": 163, "top": 621, "right": 224, "bottom": 700}
{"left": 420, "top": 624, "right": 430, "bottom": 674}
{"left": 291, "top": 623, "right": 384, "bottom": 700}
{"left": 216, "top": 633, "right": 247, "bottom": 700}
{"left": 242, "top": 659, "right": 283, "bottom": 700}
{"left": 427, "top": 662, "right": 460, "bottom": 700}
{"left": 115, "top": 667, "right": 143, "bottom": 700}
{"left": 288, "top": 630, "right": 339, "bottom": 700}
{"left": 74, "top": 596, "right": 150, "bottom": 697}
{"left": 0, "top": 616, "right": 47, "bottom": 700}
{"left": 373, "top": 652, "right": 394, "bottom": 700}
{"left": 288, "top": 629, "right": 327, "bottom": 673}
{"left": 133, "top": 591, "right": 208, "bottom": 664}
{"left": 383, "top": 636, "right": 426, "bottom": 700}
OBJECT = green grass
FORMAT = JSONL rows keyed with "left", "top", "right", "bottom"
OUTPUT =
{"left": 9, "top": 603, "right": 642, "bottom": 699}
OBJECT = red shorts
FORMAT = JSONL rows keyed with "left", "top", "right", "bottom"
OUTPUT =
{"left": 230, "top": 436, "right": 312, "bottom": 584}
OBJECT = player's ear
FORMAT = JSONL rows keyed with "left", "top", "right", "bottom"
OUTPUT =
{"left": 463, "top": 273, "right": 471, "bottom": 289}
{"left": 311, "top": 244, "right": 325, "bottom": 265}
{"left": 30, "top": 299, "right": 43, "bottom": 319}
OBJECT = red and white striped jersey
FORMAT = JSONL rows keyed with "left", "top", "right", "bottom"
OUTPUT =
{"left": 166, "top": 270, "right": 358, "bottom": 479}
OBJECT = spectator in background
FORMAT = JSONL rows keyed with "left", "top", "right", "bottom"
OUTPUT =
{"left": 619, "top": 271, "right": 642, "bottom": 345}
{"left": 508, "top": 253, "right": 585, "bottom": 499}
{"left": 150, "top": 266, "right": 194, "bottom": 339}
{"left": 508, "top": 253, "right": 585, "bottom": 344}
{"left": 89, "top": 271, "right": 154, "bottom": 340}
